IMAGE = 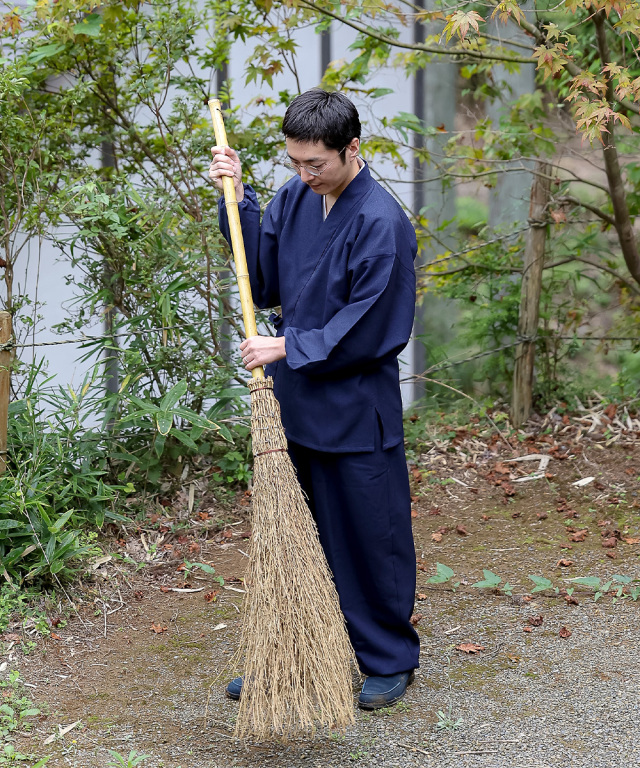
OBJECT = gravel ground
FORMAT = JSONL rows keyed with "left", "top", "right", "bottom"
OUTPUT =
{"left": 3, "top": 428, "right": 639, "bottom": 768}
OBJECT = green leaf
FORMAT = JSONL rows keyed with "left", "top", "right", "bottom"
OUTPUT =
{"left": 170, "top": 429, "right": 198, "bottom": 452}
{"left": 160, "top": 380, "right": 187, "bottom": 413}
{"left": 73, "top": 13, "right": 103, "bottom": 37}
{"left": 19, "top": 708, "right": 41, "bottom": 718}
{"left": 156, "top": 412, "right": 173, "bottom": 436}
{"left": 568, "top": 576, "right": 601, "bottom": 589}
{"left": 426, "top": 562, "right": 455, "bottom": 584}
{"left": 193, "top": 563, "right": 216, "bottom": 574}
{"left": 0, "top": 520, "right": 22, "bottom": 531}
{"left": 31, "top": 758, "right": 52, "bottom": 768}
{"left": 529, "top": 575, "right": 554, "bottom": 593}
{"left": 472, "top": 570, "right": 502, "bottom": 589}
{"left": 48, "top": 508, "right": 75, "bottom": 534}
{"left": 50, "top": 559, "right": 66, "bottom": 574}
{"left": 154, "top": 434, "right": 166, "bottom": 459}
{"left": 27, "top": 43, "right": 67, "bottom": 63}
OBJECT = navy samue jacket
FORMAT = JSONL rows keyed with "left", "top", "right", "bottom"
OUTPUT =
{"left": 218, "top": 161, "right": 417, "bottom": 453}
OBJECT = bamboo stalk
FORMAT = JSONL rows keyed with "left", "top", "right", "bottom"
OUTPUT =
{"left": 208, "top": 99, "right": 263, "bottom": 380}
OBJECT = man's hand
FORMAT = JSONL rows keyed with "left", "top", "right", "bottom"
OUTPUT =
{"left": 240, "top": 336, "right": 286, "bottom": 370}
{"left": 209, "top": 146, "right": 244, "bottom": 202}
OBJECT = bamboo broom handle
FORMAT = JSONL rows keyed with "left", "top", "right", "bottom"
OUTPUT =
{"left": 209, "top": 99, "right": 264, "bottom": 381}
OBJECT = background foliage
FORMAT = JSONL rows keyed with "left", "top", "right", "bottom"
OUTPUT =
{"left": 1, "top": 0, "right": 639, "bottom": 583}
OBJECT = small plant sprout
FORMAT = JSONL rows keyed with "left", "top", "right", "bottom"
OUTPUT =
{"left": 106, "top": 750, "right": 150, "bottom": 768}
{"left": 568, "top": 574, "right": 636, "bottom": 603}
{"left": 181, "top": 561, "right": 224, "bottom": 584}
{"left": 426, "top": 563, "right": 460, "bottom": 589}
{"left": 435, "top": 707, "right": 464, "bottom": 732}
{"left": 528, "top": 575, "right": 558, "bottom": 594}
{"left": 472, "top": 570, "right": 513, "bottom": 596}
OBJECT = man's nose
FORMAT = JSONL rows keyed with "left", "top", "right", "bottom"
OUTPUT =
{"left": 300, "top": 168, "right": 315, "bottom": 183}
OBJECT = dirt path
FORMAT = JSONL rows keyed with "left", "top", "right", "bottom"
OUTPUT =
{"left": 4, "top": 410, "right": 640, "bottom": 767}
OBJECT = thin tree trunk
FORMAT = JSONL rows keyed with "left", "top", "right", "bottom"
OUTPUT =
{"left": 512, "top": 161, "right": 551, "bottom": 427}
{"left": 594, "top": 11, "right": 640, "bottom": 286}
{"left": 0, "top": 311, "right": 12, "bottom": 475}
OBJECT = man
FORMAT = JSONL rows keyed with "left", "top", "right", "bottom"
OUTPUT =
{"left": 209, "top": 89, "right": 419, "bottom": 709}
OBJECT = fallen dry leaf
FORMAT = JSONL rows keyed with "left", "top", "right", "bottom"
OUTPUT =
{"left": 431, "top": 532, "right": 443, "bottom": 543}
{"left": 455, "top": 525, "right": 469, "bottom": 536}
{"left": 557, "top": 559, "right": 574, "bottom": 567}
{"left": 564, "top": 594, "right": 579, "bottom": 605}
{"left": 536, "top": 512, "right": 548, "bottom": 520}
{"left": 416, "top": 593, "right": 428, "bottom": 600}
{"left": 456, "top": 642, "right": 485, "bottom": 654}
{"left": 601, "top": 537, "right": 617, "bottom": 549}
{"left": 623, "top": 537, "right": 640, "bottom": 545}
{"left": 428, "top": 506, "right": 442, "bottom": 516}
{"left": 411, "top": 509, "right": 419, "bottom": 519}
{"left": 559, "top": 626, "right": 572, "bottom": 638}
{"left": 204, "top": 591, "right": 219, "bottom": 603}
{"left": 523, "top": 626, "right": 533, "bottom": 633}
{"left": 160, "top": 586, "right": 170, "bottom": 593}
{"left": 50, "top": 632, "right": 62, "bottom": 640}
{"left": 410, "top": 467, "right": 423, "bottom": 482}
{"left": 410, "top": 613, "right": 424, "bottom": 626}
{"left": 151, "top": 623, "right": 168, "bottom": 634}
{"left": 527, "top": 615, "right": 544, "bottom": 627}
{"left": 569, "top": 530, "right": 588, "bottom": 542}
{"left": 606, "top": 551, "right": 617, "bottom": 559}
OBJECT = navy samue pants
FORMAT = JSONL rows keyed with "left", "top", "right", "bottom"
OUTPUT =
{"left": 288, "top": 430, "right": 420, "bottom": 677}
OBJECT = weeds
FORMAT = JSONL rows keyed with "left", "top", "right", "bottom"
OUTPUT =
{"left": 106, "top": 750, "right": 150, "bottom": 768}
{"left": 0, "top": 672, "right": 42, "bottom": 742}
{"left": 422, "top": 563, "right": 640, "bottom": 604}
{"left": 435, "top": 707, "right": 464, "bottom": 732}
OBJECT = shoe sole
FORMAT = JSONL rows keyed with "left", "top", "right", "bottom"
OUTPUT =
{"left": 358, "top": 671, "right": 415, "bottom": 711}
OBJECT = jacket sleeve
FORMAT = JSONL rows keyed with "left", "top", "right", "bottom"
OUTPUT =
{"left": 284, "top": 220, "right": 416, "bottom": 377}
{"left": 217, "top": 185, "right": 281, "bottom": 309}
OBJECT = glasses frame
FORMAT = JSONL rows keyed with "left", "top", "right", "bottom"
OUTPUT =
{"left": 283, "top": 146, "right": 347, "bottom": 177}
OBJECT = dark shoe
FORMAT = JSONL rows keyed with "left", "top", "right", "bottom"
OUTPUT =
{"left": 358, "top": 670, "right": 415, "bottom": 710}
{"left": 225, "top": 676, "right": 243, "bottom": 700}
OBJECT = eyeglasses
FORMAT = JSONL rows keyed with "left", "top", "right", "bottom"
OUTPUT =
{"left": 283, "top": 146, "right": 347, "bottom": 177}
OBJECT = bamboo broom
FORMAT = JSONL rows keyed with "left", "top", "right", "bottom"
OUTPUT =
{"left": 208, "top": 99, "right": 356, "bottom": 740}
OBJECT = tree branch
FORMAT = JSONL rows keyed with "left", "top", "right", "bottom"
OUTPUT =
{"left": 594, "top": 10, "right": 640, "bottom": 287}
{"left": 297, "top": 0, "right": 534, "bottom": 64}
{"left": 497, "top": 0, "right": 640, "bottom": 117}
{"left": 555, "top": 195, "right": 616, "bottom": 227}
{"left": 546, "top": 255, "right": 640, "bottom": 296}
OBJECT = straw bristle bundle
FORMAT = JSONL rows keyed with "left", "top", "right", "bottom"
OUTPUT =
{"left": 234, "top": 377, "right": 356, "bottom": 740}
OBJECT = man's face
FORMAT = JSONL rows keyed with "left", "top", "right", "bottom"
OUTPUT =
{"left": 285, "top": 138, "right": 360, "bottom": 198}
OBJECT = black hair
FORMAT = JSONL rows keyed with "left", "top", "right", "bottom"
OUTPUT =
{"left": 282, "top": 89, "right": 361, "bottom": 157}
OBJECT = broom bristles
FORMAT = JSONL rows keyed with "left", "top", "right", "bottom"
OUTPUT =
{"left": 234, "top": 377, "right": 356, "bottom": 740}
